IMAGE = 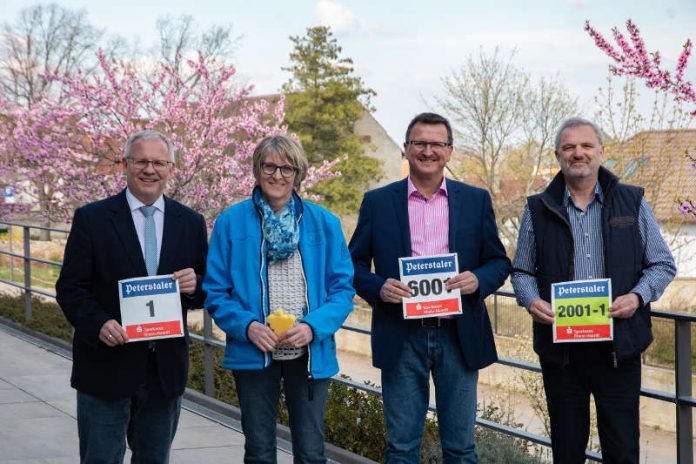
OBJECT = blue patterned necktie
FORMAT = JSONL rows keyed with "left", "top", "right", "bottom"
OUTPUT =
{"left": 140, "top": 205, "right": 158, "bottom": 276}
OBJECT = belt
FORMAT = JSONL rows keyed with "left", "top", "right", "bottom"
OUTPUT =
{"left": 411, "top": 317, "right": 455, "bottom": 328}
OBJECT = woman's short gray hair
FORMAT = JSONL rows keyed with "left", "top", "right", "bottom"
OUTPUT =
{"left": 252, "top": 135, "right": 309, "bottom": 190}
{"left": 124, "top": 130, "right": 176, "bottom": 162}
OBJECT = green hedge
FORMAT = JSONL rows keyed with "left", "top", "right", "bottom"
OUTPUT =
{"left": 0, "top": 293, "right": 73, "bottom": 342}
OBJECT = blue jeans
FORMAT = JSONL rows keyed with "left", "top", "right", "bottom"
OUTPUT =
{"left": 541, "top": 345, "right": 641, "bottom": 464}
{"left": 76, "top": 357, "right": 182, "bottom": 464}
{"left": 234, "top": 355, "right": 329, "bottom": 464}
{"left": 381, "top": 322, "right": 478, "bottom": 464}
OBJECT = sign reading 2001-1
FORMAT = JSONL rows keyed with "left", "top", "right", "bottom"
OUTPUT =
{"left": 551, "top": 278, "right": 613, "bottom": 343}
{"left": 398, "top": 253, "right": 462, "bottom": 319}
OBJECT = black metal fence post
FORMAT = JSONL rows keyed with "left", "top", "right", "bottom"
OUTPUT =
{"left": 203, "top": 310, "right": 215, "bottom": 397}
{"left": 9, "top": 225, "right": 14, "bottom": 281}
{"left": 675, "top": 318, "right": 693, "bottom": 464}
{"left": 23, "top": 226, "right": 32, "bottom": 322}
{"left": 493, "top": 293, "right": 499, "bottom": 334}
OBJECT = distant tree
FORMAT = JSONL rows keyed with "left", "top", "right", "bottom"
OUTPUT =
{"left": 0, "top": 4, "right": 121, "bottom": 237}
{"left": 155, "top": 15, "right": 238, "bottom": 88}
{"left": 438, "top": 48, "right": 577, "bottom": 252}
{"left": 0, "top": 4, "right": 103, "bottom": 108}
{"left": 282, "top": 25, "right": 382, "bottom": 215}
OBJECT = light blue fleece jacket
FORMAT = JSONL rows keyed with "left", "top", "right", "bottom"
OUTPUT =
{"left": 203, "top": 189, "right": 354, "bottom": 379}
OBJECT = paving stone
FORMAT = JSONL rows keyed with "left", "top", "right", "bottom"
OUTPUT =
{"left": 0, "top": 386, "right": 36, "bottom": 404}
{"left": 172, "top": 424, "right": 245, "bottom": 449}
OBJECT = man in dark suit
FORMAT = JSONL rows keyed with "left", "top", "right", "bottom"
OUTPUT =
{"left": 350, "top": 113, "right": 510, "bottom": 463}
{"left": 56, "top": 130, "right": 207, "bottom": 463}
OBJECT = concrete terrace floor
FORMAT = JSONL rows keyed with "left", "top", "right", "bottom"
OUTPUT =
{"left": 0, "top": 323, "right": 299, "bottom": 464}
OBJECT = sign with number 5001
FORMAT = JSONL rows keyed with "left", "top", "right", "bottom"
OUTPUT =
{"left": 399, "top": 253, "right": 462, "bottom": 319}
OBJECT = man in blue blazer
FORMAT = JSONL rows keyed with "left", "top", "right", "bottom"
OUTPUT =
{"left": 56, "top": 130, "right": 207, "bottom": 463}
{"left": 349, "top": 113, "right": 510, "bottom": 463}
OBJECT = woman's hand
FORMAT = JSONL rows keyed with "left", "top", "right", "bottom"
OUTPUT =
{"left": 247, "top": 321, "right": 279, "bottom": 352}
{"left": 278, "top": 322, "right": 314, "bottom": 348}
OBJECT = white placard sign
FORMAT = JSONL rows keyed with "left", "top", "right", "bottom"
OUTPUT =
{"left": 398, "top": 253, "right": 462, "bottom": 319}
{"left": 118, "top": 275, "right": 184, "bottom": 342}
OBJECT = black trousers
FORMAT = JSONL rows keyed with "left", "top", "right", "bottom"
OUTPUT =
{"left": 541, "top": 344, "right": 641, "bottom": 464}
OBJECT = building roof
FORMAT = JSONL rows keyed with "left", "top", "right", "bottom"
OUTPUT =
{"left": 606, "top": 129, "right": 696, "bottom": 223}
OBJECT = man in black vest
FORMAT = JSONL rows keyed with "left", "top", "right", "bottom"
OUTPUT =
{"left": 511, "top": 117, "right": 675, "bottom": 463}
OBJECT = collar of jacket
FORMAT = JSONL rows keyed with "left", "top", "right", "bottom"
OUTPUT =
{"left": 541, "top": 166, "right": 619, "bottom": 212}
{"left": 251, "top": 185, "right": 304, "bottom": 219}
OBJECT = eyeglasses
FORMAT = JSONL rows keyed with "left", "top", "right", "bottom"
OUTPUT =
{"left": 405, "top": 140, "right": 452, "bottom": 150}
{"left": 127, "top": 157, "right": 174, "bottom": 171}
{"left": 261, "top": 162, "right": 298, "bottom": 178}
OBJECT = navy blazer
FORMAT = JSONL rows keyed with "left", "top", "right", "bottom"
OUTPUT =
{"left": 56, "top": 190, "right": 208, "bottom": 400}
{"left": 349, "top": 178, "right": 510, "bottom": 370}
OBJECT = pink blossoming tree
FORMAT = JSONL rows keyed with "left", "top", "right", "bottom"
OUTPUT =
{"left": 1, "top": 51, "right": 339, "bottom": 227}
{"left": 585, "top": 19, "right": 696, "bottom": 220}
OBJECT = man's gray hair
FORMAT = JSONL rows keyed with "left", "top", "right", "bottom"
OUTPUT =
{"left": 554, "top": 117, "right": 603, "bottom": 153}
{"left": 124, "top": 130, "right": 176, "bottom": 162}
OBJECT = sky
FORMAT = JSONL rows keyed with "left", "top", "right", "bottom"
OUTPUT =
{"left": 3, "top": 0, "right": 695, "bottom": 144}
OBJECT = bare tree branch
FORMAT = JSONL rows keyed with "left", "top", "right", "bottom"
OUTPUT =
{"left": 0, "top": 4, "right": 103, "bottom": 107}
{"left": 438, "top": 49, "right": 577, "bottom": 254}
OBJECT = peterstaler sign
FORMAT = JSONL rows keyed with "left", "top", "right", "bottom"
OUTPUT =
{"left": 551, "top": 278, "right": 613, "bottom": 343}
{"left": 399, "top": 253, "right": 462, "bottom": 319}
{"left": 118, "top": 275, "right": 184, "bottom": 341}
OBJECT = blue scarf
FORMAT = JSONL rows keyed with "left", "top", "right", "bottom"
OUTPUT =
{"left": 258, "top": 195, "right": 299, "bottom": 262}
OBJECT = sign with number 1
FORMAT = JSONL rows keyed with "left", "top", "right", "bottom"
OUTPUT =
{"left": 118, "top": 275, "right": 184, "bottom": 342}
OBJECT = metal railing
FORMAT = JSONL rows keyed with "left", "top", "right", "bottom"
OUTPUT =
{"left": 0, "top": 219, "right": 693, "bottom": 463}
{"left": 0, "top": 221, "right": 68, "bottom": 321}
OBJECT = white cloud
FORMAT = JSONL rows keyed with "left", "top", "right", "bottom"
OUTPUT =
{"left": 567, "top": 0, "right": 590, "bottom": 5}
{"left": 315, "top": 0, "right": 368, "bottom": 34}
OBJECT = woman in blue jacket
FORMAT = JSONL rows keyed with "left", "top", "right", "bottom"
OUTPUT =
{"left": 204, "top": 135, "right": 354, "bottom": 463}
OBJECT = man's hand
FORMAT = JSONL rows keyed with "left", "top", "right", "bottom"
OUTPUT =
{"left": 528, "top": 299, "right": 555, "bottom": 325}
{"left": 610, "top": 293, "right": 640, "bottom": 319}
{"left": 379, "top": 278, "right": 412, "bottom": 303}
{"left": 445, "top": 271, "right": 479, "bottom": 295}
{"left": 173, "top": 268, "right": 197, "bottom": 295}
{"left": 100, "top": 319, "right": 128, "bottom": 347}
{"left": 278, "top": 323, "right": 314, "bottom": 348}
{"left": 247, "top": 321, "right": 279, "bottom": 353}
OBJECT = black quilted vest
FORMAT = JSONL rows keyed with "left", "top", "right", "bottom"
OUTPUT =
{"left": 527, "top": 167, "right": 651, "bottom": 366}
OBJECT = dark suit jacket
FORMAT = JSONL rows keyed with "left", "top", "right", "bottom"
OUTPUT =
{"left": 56, "top": 190, "right": 207, "bottom": 400}
{"left": 349, "top": 178, "right": 510, "bottom": 370}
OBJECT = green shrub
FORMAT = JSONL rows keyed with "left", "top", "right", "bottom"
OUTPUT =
{"left": 323, "top": 376, "right": 388, "bottom": 460}
{"left": 187, "top": 338, "right": 239, "bottom": 406}
{"left": 476, "top": 402, "right": 544, "bottom": 464}
{"left": 0, "top": 293, "right": 72, "bottom": 342}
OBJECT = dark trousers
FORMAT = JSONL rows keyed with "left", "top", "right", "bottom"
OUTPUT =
{"left": 234, "top": 355, "right": 329, "bottom": 464}
{"left": 541, "top": 345, "right": 641, "bottom": 464}
{"left": 76, "top": 355, "right": 182, "bottom": 464}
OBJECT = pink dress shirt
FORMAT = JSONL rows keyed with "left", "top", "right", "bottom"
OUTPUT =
{"left": 407, "top": 176, "right": 449, "bottom": 256}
